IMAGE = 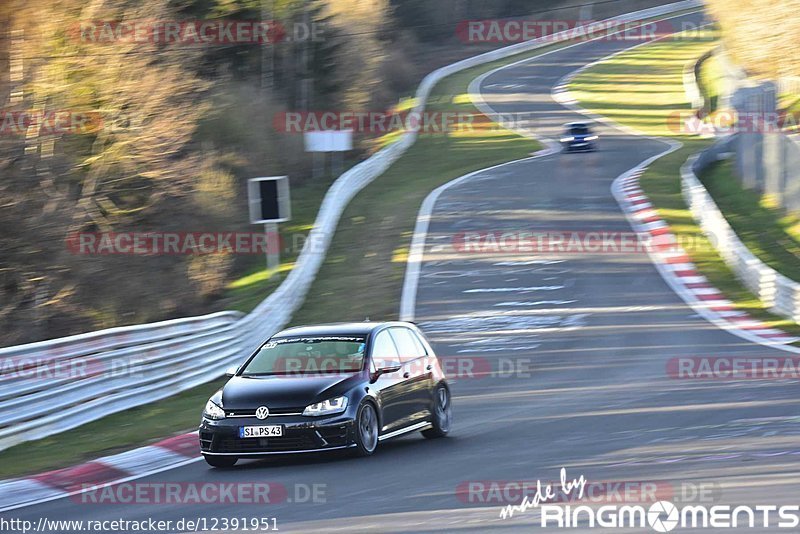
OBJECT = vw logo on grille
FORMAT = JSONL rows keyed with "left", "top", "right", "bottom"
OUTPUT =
{"left": 255, "top": 406, "right": 270, "bottom": 420}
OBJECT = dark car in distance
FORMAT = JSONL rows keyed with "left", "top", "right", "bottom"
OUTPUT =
{"left": 199, "top": 322, "right": 451, "bottom": 467}
{"left": 560, "top": 121, "right": 598, "bottom": 152}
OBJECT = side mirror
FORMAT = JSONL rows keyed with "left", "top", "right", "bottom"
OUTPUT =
{"left": 225, "top": 366, "right": 239, "bottom": 377}
{"left": 370, "top": 362, "right": 401, "bottom": 382}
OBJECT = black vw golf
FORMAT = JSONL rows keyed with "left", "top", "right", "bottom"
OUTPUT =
{"left": 199, "top": 322, "right": 451, "bottom": 467}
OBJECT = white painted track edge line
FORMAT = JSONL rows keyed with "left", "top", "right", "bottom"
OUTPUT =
{"left": 398, "top": 151, "right": 552, "bottom": 322}
{"left": 549, "top": 18, "right": 800, "bottom": 352}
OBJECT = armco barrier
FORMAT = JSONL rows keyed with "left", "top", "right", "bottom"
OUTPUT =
{"left": 0, "top": 0, "right": 702, "bottom": 452}
{"left": 682, "top": 138, "right": 800, "bottom": 322}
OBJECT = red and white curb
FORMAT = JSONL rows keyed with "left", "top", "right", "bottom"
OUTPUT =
{"left": 552, "top": 21, "right": 799, "bottom": 351}
{"left": 0, "top": 431, "right": 199, "bottom": 512}
{"left": 614, "top": 168, "right": 799, "bottom": 346}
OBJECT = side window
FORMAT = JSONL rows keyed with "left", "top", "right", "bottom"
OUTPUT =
{"left": 371, "top": 330, "right": 400, "bottom": 370}
{"left": 409, "top": 330, "right": 429, "bottom": 357}
{"left": 389, "top": 328, "right": 425, "bottom": 363}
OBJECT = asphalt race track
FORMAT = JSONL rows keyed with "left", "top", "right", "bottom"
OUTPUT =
{"left": 10, "top": 9, "right": 800, "bottom": 533}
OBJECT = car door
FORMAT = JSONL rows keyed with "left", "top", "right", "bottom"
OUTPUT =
{"left": 389, "top": 327, "right": 431, "bottom": 424}
{"left": 369, "top": 328, "right": 414, "bottom": 432}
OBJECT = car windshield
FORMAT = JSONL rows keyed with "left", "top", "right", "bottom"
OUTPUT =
{"left": 569, "top": 125, "right": 591, "bottom": 135}
{"left": 240, "top": 336, "right": 367, "bottom": 376}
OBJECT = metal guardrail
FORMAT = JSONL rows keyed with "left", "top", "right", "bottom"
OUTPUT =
{"left": 0, "top": 0, "right": 702, "bottom": 452}
{"left": 682, "top": 138, "right": 800, "bottom": 323}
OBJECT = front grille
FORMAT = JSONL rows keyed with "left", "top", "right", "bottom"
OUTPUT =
{"left": 225, "top": 407, "right": 304, "bottom": 417}
{"left": 214, "top": 430, "right": 323, "bottom": 453}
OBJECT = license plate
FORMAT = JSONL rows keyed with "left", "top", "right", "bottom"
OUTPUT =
{"left": 239, "top": 425, "right": 284, "bottom": 438}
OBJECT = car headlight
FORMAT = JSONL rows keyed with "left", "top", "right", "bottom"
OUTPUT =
{"left": 203, "top": 399, "right": 225, "bottom": 420}
{"left": 560, "top": 136, "right": 574, "bottom": 142}
{"left": 585, "top": 135, "right": 598, "bottom": 141}
{"left": 303, "top": 396, "right": 348, "bottom": 417}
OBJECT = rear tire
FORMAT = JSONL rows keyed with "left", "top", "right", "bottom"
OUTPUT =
{"left": 422, "top": 384, "right": 452, "bottom": 439}
{"left": 353, "top": 402, "right": 379, "bottom": 456}
{"left": 203, "top": 454, "right": 238, "bottom": 468}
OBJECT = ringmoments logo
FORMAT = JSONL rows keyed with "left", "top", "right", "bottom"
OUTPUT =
{"left": 649, "top": 501, "right": 679, "bottom": 532}
{"left": 500, "top": 469, "right": 800, "bottom": 530}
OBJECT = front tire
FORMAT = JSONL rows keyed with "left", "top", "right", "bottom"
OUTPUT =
{"left": 203, "top": 454, "right": 237, "bottom": 468}
{"left": 353, "top": 402, "right": 379, "bottom": 456}
{"left": 422, "top": 384, "right": 452, "bottom": 439}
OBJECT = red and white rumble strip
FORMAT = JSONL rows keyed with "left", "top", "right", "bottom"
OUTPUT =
{"left": 0, "top": 432, "right": 199, "bottom": 512}
{"left": 615, "top": 168, "right": 798, "bottom": 346}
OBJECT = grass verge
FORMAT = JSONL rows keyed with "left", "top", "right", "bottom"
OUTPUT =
{"left": 568, "top": 29, "right": 800, "bottom": 339}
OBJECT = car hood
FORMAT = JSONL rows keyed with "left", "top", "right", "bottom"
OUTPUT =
{"left": 220, "top": 373, "right": 360, "bottom": 410}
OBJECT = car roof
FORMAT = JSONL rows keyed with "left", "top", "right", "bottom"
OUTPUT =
{"left": 565, "top": 121, "right": 591, "bottom": 128}
{"left": 272, "top": 321, "right": 415, "bottom": 338}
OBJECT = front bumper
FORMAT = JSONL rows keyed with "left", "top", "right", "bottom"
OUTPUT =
{"left": 562, "top": 141, "right": 595, "bottom": 151}
{"left": 199, "top": 414, "right": 356, "bottom": 456}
